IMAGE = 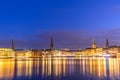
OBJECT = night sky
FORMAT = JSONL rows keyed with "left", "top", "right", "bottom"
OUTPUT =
{"left": 0, "top": 0, "right": 120, "bottom": 49}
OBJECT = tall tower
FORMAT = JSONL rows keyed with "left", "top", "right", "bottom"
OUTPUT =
{"left": 106, "top": 38, "right": 109, "bottom": 49}
{"left": 92, "top": 39, "right": 96, "bottom": 49}
{"left": 50, "top": 36, "right": 54, "bottom": 49}
{"left": 11, "top": 40, "right": 14, "bottom": 50}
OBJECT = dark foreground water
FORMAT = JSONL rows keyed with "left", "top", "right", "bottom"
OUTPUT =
{"left": 0, "top": 57, "right": 120, "bottom": 80}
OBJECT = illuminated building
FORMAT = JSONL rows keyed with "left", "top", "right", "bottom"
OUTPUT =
{"left": 83, "top": 39, "right": 103, "bottom": 56}
{"left": 0, "top": 40, "right": 15, "bottom": 58}
{"left": 1, "top": 37, "right": 120, "bottom": 58}
{"left": 15, "top": 49, "right": 43, "bottom": 58}
{"left": 15, "top": 49, "right": 30, "bottom": 58}
{"left": 0, "top": 48, "right": 15, "bottom": 58}
{"left": 30, "top": 49, "right": 43, "bottom": 57}
{"left": 71, "top": 50, "right": 83, "bottom": 56}
{"left": 104, "top": 39, "right": 120, "bottom": 57}
{"left": 107, "top": 46, "right": 120, "bottom": 54}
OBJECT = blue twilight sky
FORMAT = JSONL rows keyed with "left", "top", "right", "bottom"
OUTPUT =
{"left": 0, "top": 0, "right": 120, "bottom": 49}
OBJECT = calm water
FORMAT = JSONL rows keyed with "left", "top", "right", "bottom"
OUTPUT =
{"left": 0, "top": 57, "right": 120, "bottom": 80}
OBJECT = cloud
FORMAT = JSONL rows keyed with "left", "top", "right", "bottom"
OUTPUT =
{"left": 1, "top": 28, "right": 120, "bottom": 50}
{"left": 94, "top": 28, "right": 120, "bottom": 47}
{"left": 29, "top": 30, "right": 94, "bottom": 49}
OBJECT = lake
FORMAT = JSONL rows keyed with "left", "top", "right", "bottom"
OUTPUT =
{"left": 0, "top": 57, "right": 120, "bottom": 80}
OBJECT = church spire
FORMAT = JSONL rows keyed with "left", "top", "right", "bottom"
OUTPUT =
{"left": 92, "top": 39, "right": 96, "bottom": 49}
{"left": 50, "top": 36, "right": 54, "bottom": 49}
{"left": 106, "top": 38, "right": 109, "bottom": 49}
{"left": 11, "top": 40, "right": 14, "bottom": 50}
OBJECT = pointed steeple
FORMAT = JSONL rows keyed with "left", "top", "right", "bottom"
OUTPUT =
{"left": 50, "top": 36, "right": 54, "bottom": 49}
{"left": 11, "top": 40, "right": 14, "bottom": 50}
{"left": 106, "top": 38, "right": 109, "bottom": 49}
{"left": 92, "top": 39, "right": 96, "bottom": 49}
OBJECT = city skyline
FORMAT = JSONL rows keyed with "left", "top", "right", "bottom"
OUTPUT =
{"left": 0, "top": 36, "right": 120, "bottom": 50}
{"left": 0, "top": 0, "right": 120, "bottom": 49}
{"left": 1, "top": 1, "right": 120, "bottom": 80}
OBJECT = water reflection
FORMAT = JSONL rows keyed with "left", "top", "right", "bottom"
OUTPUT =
{"left": 0, "top": 57, "right": 120, "bottom": 80}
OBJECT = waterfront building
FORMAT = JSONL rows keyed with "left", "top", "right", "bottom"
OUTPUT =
{"left": 107, "top": 46, "right": 120, "bottom": 54}
{"left": 15, "top": 49, "right": 43, "bottom": 58}
{"left": 30, "top": 49, "right": 43, "bottom": 57}
{"left": 83, "top": 39, "right": 103, "bottom": 56}
{"left": 0, "top": 48, "right": 15, "bottom": 58}
{"left": 15, "top": 49, "right": 26, "bottom": 58}
{"left": 0, "top": 40, "right": 15, "bottom": 58}
{"left": 70, "top": 50, "right": 83, "bottom": 56}
{"left": 105, "top": 39, "right": 120, "bottom": 55}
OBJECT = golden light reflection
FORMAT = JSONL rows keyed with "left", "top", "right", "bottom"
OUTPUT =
{"left": 63, "top": 58, "right": 66, "bottom": 76}
{"left": 0, "top": 57, "right": 120, "bottom": 80}
{"left": 47, "top": 58, "right": 52, "bottom": 76}
{"left": 42, "top": 57, "right": 45, "bottom": 76}
{"left": 25, "top": 58, "right": 33, "bottom": 77}
{"left": 0, "top": 59, "right": 14, "bottom": 79}
{"left": 40, "top": 57, "right": 120, "bottom": 79}
{"left": 108, "top": 58, "right": 120, "bottom": 78}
